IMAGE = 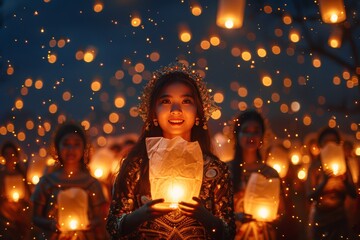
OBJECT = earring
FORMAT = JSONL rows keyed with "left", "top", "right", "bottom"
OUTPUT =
{"left": 153, "top": 119, "right": 159, "bottom": 126}
{"left": 195, "top": 117, "right": 200, "bottom": 126}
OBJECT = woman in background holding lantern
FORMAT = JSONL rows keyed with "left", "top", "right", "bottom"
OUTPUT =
{"left": 229, "top": 110, "right": 285, "bottom": 240}
{"left": 0, "top": 140, "right": 32, "bottom": 239}
{"left": 106, "top": 62, "right": 235, "bottom": 239}
{"left": 31, "top": 121, "right": 109, "bottom": 239}
{"left": 306, "top": 127, "right": 357, "bottom": 240}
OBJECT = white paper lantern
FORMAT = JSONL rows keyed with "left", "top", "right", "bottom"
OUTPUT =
{"left": 146, "top": 137, "right": 203, "bottom": 209}
{"left": 58, "top": 187, "right": 89, "bottom": 232}
{"left": 244, "top": 173, "right": 280, "bottom": 222}
{"left": 320, "top": 142, "right": 346, "bottom": 176}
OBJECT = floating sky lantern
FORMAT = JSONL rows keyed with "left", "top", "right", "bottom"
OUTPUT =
{"left": 244, "top": 173, "right": 280, "bottom": 222}
{"left": 146, "top": 137, "right": 203, "bottom": 209}
{"left": 328, "top": 27, "right": 343, "bottom": 48}
{"left": 216, "top": 0, "right": 246, "bottom": 29}
{"left": 318, "top": 0, "right": 346, "bottom": 24}
{"left": 5, "top": 175, "right": 25, "bottom": 202}
{"left": 320, "top": 142, "right": 346, "bottom": 176}
{"left": 58, "top": 187, "right": 89, "bottom": 232}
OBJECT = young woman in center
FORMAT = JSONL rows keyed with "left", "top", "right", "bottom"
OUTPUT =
{"left": 106, "top": 62, "right": 235, "bottom": 239}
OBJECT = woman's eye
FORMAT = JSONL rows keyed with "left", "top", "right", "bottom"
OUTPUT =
{"left": 160, "top": 99, "right": 170, "bottom": 104}
{"left": 183, "top": 99, "right": 193, "bottom": 104}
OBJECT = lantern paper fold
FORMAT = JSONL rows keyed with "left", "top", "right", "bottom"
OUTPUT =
{"left": 58, "top": 187, "right": 89, "bottom": 232}
{"left": 244, "top": 173, "right": 280, "bottom": 222}
{"left": 320, "top": 142, "right": 346, "bottom": 176}
{"left": 146, "top": 136, "right": 203, "bottom": 209}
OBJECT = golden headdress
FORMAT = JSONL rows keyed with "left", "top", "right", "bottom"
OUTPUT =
{"left": 137, "top": 62, "right": 219, "bottom": 125}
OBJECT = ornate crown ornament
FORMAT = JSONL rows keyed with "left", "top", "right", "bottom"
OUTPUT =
{"left": 137, "top": 62, "right": 219, "bottom": 124}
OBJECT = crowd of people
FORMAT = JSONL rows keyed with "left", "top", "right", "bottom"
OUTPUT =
{"left": 1, "top": 62, "right": 359, "bottom": 239}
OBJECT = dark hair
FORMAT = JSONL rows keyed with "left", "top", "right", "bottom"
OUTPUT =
{"left": 230, "top": 110, "right": 265, "bottom": 190}
{"left": 317, "top": 127, "right": 341, "bottom": 147}
{"left": 1, "top": 140, "right": 20, "bottom": 158}
{"left": 118, "top": 71, "right": 214, "bottom": 194}
{"left": 52, "top": 121, "right": 89, "bottom": 167}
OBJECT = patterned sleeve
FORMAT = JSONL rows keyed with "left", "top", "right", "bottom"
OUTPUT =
{"left": 210, "top": 157, "right": 236, "bottom": 239}
{"left": 106, "top": 158, "right": 140, "bottom": 239}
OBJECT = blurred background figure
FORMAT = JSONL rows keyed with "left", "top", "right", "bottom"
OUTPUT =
{"left": 0, "top": 140, "right": 32, "bottom": 239}
{"left": 229, "top": 110, "right": 285, "bottom": 240}
{"left": 306, "top": 127, "right": 357, "bottom": 240}
{"left": 342, "top": 138, "right": 360, "bottom": 235}
{"left": 31, "top": 121, "right": 109, "bottom": 239}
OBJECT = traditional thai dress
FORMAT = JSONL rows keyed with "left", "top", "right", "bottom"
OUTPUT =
{"left": 106, "top": 154, "right": 235, "bottom": 239}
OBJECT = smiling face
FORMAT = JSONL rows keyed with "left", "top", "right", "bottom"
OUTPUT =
{"left": 155, "top": 81, "right": 197, "bottom": 141}
{"left": 238, "top": 119, "right": 264, "bottom": 152}
{"left": 58, "top": 132, "right": 85, "bottom": 164}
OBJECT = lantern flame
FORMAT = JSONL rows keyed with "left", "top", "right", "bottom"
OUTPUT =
{"left": 32, "top": 175, "right": 40, "bottom": 185}
{"left": 12, "top": 191, "right": 20, "bottom": 202}
{"left": 330, "top": 13, "right": 339, "bottom": 23}
{"left": 69, "top": 219, "right": 78, "bottom": 230}
{"left": 258, "top": 207, "right": 270, "bottom": 220}
{"left": 94, "top": 168, "right": 104, "bottom": 178}
{"left": 331, "top": 163, "right": 339, "bottom": 175}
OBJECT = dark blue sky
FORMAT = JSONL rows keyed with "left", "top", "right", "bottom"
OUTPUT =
{"left": 1, "top": 0, "right": 359, "bottom": 155}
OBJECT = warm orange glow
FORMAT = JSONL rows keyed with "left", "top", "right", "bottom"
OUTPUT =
{"left": 211, "top": 109, "right": 221, "bottom": 120}
{"left": 318, "top": 0, "right": 346, "bottom": 23}
{"left": 216, "top": 0, "right": 245, "bottom": 29}
{"left": 91, "top": 80, "right": 102, "bottom": 92}
{"left": 289, "top": 30, "right": 300, "bottom": 43}
{"left": 114, "top": 96, "right": 126, "bottom": 108}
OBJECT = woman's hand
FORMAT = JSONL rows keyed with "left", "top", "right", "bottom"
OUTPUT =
{"left": 178, "top": 197, "right": 216, "bottom": 224}
{"left": 179, "top": 197, "right": 224, "bottom": 238}
{"left": 134, "top": 198, "right": 173, "bottom": 222}
{"left": 235, "top": 212, "right": 254, "bottom": 223}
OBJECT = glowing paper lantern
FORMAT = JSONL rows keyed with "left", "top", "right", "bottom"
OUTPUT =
{"left": 266, "top": 145, "right": 290, "bottom": 178}
{"left": 27, "top": 154, "right": 47, "bottom": 185}
{"left": 212, "top": 133, "right": 234, "bottom": 162}
{"left": 146, "top": 136, "right": 203, "bottom": 209}
{"left": 216, "top": 0, "right": 246, "bottom": 29}
{"left": 58, "top": 188, "right": 89, "bottom": 232}
{"left": 5, "top": 175, "right": 25, "bottom": 202}
{"left": 318, "top": 0, "right": 346, "bottom": 23}
{"left": 320, "top": 142, "right": 346, "bottom": 176}
{"left": 244, "top": 173, "right": 280, "bottom": 222}
{"left": 328, "top": 28, "right": 342, "bottom": 48}
{"left": 89, "top": 148, "right": 114, "bottom": 181}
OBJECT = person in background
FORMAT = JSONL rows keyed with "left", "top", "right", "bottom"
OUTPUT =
{"left": 306, "top": 127, "right": 357, "bottom": 240}
{"left": 342, "top": 139, "right": 360, "bottom": 236}
{"left": 0, "top": 140, "right": 32, "bottom": 239}
{"left": 106, "top": 62, "right": 235, "bottom": 239}
{"left": 229, "top": 110, "right": 285, "bottom": 240}
{"left": 31, "top": 121, "right": 109, "bottom": 239}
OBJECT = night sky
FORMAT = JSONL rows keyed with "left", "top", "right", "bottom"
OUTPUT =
{"left": 1, "top": 0, "right": 359, "bottom": 158}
